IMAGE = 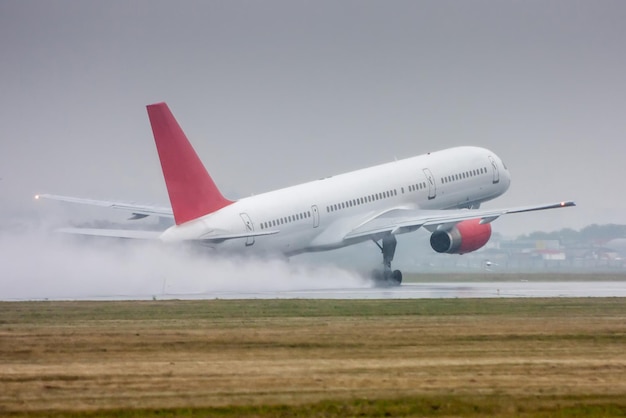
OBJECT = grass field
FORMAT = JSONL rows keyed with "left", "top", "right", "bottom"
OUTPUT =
{"left": 1, "top": 298, "right": 625, "bottom": 417}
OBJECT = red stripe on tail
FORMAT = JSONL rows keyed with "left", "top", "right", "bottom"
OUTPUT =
{"left": 147, "top": 102, "right": 233, "bottom": 225}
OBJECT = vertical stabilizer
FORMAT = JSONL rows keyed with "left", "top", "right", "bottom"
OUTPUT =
{"left": 147, "top": 102, "right": 233, "bottom": 225}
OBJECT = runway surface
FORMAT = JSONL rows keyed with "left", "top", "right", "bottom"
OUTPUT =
{"left": 156, "top": 281, "right": 626, "bottom": 300}
{"left": 5, "top": 281, "right": 626, "bottom": 301}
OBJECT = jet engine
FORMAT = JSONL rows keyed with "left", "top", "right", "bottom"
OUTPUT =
{"left": 430, "top": 219, "right": 492, "bottom": 254}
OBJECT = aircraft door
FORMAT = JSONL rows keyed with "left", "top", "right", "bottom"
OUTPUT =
{"left": 311, "top": 205, "right": 320, "bottom": 228}
{"left": 239, "top": 213, "right": 255, "bottom": 246}
{"left": 488, "top": 156, "right": 500, "bottom": 184}
{"left": 423, "top": 168, "right": 437, "bottom": 200}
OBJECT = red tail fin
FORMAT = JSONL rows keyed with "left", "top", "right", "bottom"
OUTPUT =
{"left": 147, "top": 102, "right": 233, "bottom": 225}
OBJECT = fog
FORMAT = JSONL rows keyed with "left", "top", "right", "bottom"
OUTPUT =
{"left": 0, "top": 228, "right": 366, "bottom": 301}
{"left": 1, "top": 2, "right": 625, "bottom": 298}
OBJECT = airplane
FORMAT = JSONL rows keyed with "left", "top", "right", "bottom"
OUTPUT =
{"left": 36, "top": 102, "right": 575, "bottom": 285}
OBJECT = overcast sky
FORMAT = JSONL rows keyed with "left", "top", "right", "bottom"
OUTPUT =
{"left": 1, "top": 0, "right": 625, "bottom": 236}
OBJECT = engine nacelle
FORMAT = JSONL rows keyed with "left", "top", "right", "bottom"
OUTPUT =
{"left": 430, "top": 219, "right": 492, "bottom": 254}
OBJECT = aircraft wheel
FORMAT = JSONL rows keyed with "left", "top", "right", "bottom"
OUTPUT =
{"left": 390, "top": 269, "right": 402, "bottom": 286}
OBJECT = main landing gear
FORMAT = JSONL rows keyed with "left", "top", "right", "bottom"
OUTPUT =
{"left": 372, "top": 235, "right": 402, "bottom": 286}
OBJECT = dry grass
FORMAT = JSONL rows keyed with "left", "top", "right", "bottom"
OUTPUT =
{"left": 0, "top": 299, "right": 625, "bottom": 416}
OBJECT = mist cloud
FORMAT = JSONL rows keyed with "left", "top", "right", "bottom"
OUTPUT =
{"left": 0, "top": 228, "right": 367, "bottom": 301}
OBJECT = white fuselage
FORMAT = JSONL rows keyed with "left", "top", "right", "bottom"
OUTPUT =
{"left": 159, "top": 146, "right": 511, "bottom": 255}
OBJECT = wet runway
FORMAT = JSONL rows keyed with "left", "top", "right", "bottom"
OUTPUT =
{"left": 6, "top": 281, "right": 626, "bottom": 301}
{"left": 161, "top": 281, "right": 626, "bottom": 300}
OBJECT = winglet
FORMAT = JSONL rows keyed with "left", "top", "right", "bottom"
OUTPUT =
{"left": 147, "top": 102, "right": 233, "bottom": 225}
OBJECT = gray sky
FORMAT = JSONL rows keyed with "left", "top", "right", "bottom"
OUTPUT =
{"left": 1, "top": 0, "right": 625, "bottom": 236}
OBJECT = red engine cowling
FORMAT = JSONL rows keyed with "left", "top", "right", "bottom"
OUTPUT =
{"left": 430, "top": 219, "right": 492, "bottom": 254}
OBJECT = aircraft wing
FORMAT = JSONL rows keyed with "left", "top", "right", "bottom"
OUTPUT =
{"left": 35, "top": 194, "right": 173, "bottom": 218}
{"left": 344, "top": 201, "right": 576, "bottom": 241}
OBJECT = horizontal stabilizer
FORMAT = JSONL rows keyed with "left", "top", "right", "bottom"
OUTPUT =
{"left": 199, "top": 229, "right": 279, "bottom": 242}
{"left": 56, "top": 228, "right": 163, "bottom": 240}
